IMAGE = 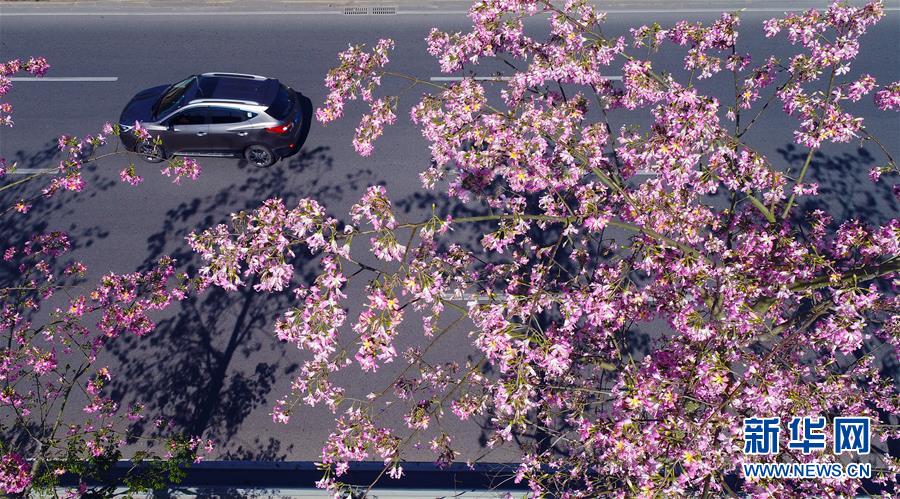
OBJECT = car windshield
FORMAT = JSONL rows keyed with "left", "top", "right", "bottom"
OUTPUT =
{"left": 266, "top": 84, "right": 294, "bottom": 120}
{"left": 153, "top": 76, "right": 196, "bottom": 119}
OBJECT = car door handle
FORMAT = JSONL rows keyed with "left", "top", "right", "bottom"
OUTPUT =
{"left": 196, "top": 131, "right": 207, "bottom": 136}
{"left": 236, "top": 131, "right": 248, "bottom": 136}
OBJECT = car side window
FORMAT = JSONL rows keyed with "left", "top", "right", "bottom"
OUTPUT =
{"left": 209, "top": 107, "right": 256, "bottom": 124}
{"left": 170, "top": 107, "right": 207, "bottom": 126}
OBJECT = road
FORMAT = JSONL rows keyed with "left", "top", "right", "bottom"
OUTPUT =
{"left": 0, "top": 0, "right": 897, "bottom": 468}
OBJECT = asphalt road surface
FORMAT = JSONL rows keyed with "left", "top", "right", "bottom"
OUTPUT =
{"left": 0, "top": 0, "right": 897, "bottom": 466}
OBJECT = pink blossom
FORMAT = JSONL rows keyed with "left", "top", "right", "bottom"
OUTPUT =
{"left": 119, "top": 165, "right": 144, "bottom": 186}
{"left": 25, "top": 57, "right": 50, "bottom": 77}
{"left": 874, "top": 81, "right": 900, "bottom": 110}
{"left": 0, "top": 453, "right": 31, "bottom": 494}
{"left": 352, "top": 98, "right": 397, "bottom": 157}
{"left": 160, "top": 157, "right": 202, "bottom": 184}
{"left": 132, "top": 121, "right": 151, "bottom": 141}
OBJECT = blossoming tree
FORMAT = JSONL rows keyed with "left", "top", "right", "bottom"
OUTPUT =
{"left": 0, "top": 59, "right": 211, "bottom": 495}
{"left": 3, "top": 0, "right": 898, "bottom": 496}
{"left": 189, "top": 0, "right": 898, "bottom": 496}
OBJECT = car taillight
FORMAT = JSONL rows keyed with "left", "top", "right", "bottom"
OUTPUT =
{"left": 265, "top": 122, "right": 292, "bottom": 135}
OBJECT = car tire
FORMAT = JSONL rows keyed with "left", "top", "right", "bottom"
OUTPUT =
{"left": 137, "top": 142, "right": 166, "bottom": 163}
{"left": 245, "top": 144, "right": 276, "bottom": 168}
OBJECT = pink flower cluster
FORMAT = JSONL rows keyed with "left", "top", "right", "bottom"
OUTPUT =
{"left": 119, "top": 164, "right": 144, "bottom": 186}
{"left": 5, "top": 121, "right": 202, "bottom": 216}
{"left": 319, "top": 408, "right": 401, "bottom": 484}
{"left": 8, "top": 121, "right": 201, "bottom": 217}
{"left": 316, "top": 39, "right": 396, "bottom": 156}
{"left": 353, "top": 98, "right": 397, "bottom": 156}
{"left": 0, "top": 57, "right": 49, "bottom": 127}
{"left": 1, "top": 234, "right": 201, "bottom": 493}
{"left": 353, "top": 286, "right": 404, "bottom": 371}
{"left": 665, "top": 13, "right": 741, "bottom": 79}
{"left": 0, "top": 453, "right": 30, "bottom": 494}
{"left": 762, "top": 1, "right": 886, "bottom": 148}
{"left": 317, "top": 38, "right": 394, "bottom": 121}
{"left": 160, "top": 156, "right": 202, "bottom": 184}
{"left": 874, "top": 80, "right": 900, "bottom": 111}
{"left": 351, "top": 185, "right": 405, "bottom": 260}
{"left": 92, "top": 257, "right": 185, "bottom": 337}
{"left": 188, "top": 198, "right": 338, "bottom": 292}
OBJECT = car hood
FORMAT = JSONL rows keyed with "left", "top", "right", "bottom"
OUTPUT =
{"left": 119, "top": 84, "right": 169, "bottom": 125}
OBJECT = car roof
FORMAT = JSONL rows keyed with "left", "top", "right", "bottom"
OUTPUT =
{"left": 189, "top": 74, "right": 280, "bottom": 107}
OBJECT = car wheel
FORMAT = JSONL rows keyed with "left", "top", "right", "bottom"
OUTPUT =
{"left": 245, "top": 144, "right": 275, "bottom": 167}
{"left": 138, "top": 142, "right": 165, "bottom": 163}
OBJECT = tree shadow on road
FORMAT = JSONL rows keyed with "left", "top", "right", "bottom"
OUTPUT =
{"left": 0, "top": 140, "right": 125, "bottom": 454}
{"left": 0, "top": 138, "right": 115, "bottom": 307}
{"left": 3, "top": 138, "right": 64, "bottom": 172}
{"left": 779, "top": 143, "right": 897, "bottom": 225}
{"left": 0, "top": 139, "right": 112, "bottom": 270}
{"left": 778, "top": 143, "right": 898, "bottom": 382}
{"left": 104, "top": 140, "right": 378, "bottom": 460}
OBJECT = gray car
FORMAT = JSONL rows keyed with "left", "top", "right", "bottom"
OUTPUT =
{"left": 119, "top": 72, "right": 309, "bottom": 167}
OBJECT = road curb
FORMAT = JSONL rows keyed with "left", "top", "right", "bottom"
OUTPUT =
{"left": 54, "top": 460, "right": 529, "bottom": 492}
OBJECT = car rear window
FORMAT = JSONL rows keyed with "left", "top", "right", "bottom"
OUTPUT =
{"left": 266, "top": 85, "right": 294, "bottom": 120}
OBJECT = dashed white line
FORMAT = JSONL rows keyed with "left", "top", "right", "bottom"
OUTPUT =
{"left": 430, "top": 76, "right": 515, "bottom": 82}
{"left": 0, "top": 11, "right": 341, "bottom": 16}
{"left": 440, "top": 292, "right": 506, "bottom": 303}
{"left": 10, "top": 77, "right": 118, "bottom": 82}
{"left": 6, "top": 168, "right": 56, "bottom": 175}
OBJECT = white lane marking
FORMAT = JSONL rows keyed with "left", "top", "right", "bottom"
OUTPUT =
{"left": 10, "top": 77, "right": 118, "bottom": 82}
{"left": 431, "top": 76, "right": 514, "bottom": 82}
{"left": 430, "top": 76, "right": 622, "bottom": 82}
{"left": 6, "top": 168, "right": 56, "bottom": 174}
{"left": 440, "top": 292, "right": 506, "bottom": 303}
{"left": 0, "top": 11, "right": 341, "bottom": 16}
